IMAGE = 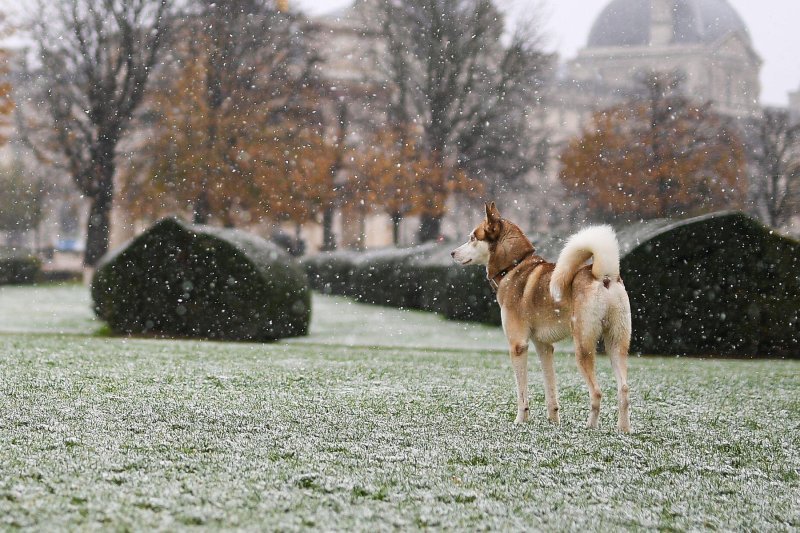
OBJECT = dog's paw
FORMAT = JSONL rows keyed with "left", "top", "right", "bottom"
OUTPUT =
{"left": 587, "top": 409, "right": 600, "bottom": 429}
{"left": 547, "top": 405, "right": 560, "bottom": 425}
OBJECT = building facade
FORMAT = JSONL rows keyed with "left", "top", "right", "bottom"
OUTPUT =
{"left": 307, "top": 0, "right": 767, "bottom": 246}
{"left": 555, "top": 0, "right": 761, "bottom": 138}
{"left": 4, "top": 0, "right": 782, "bottom": 262}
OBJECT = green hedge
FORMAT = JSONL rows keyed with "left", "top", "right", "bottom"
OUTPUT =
{"left": 92, "top": 218, "right": 311, "bottom": 341}
{"left": 304, "top": 211, "right": 800, "bottom": 358}
{"left": 0, "top": 251, "right": 41, "bottom": 285}
{"left": 620, "top": 212, "right": 800, "bottom": 358}
{"left": 303, "top": 243, "right": 500, "bottom": 325}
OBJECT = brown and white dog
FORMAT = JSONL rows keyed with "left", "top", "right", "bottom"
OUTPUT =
{"left": 451, "top": 202, "right": 632, "bottom": 432}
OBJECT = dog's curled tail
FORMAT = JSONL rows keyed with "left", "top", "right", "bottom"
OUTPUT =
{"left": 550, "top": 225, "right": 620, "bottom": 303}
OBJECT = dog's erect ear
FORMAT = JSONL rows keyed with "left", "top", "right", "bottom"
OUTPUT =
{"left": 484, "top": 201, "right": 502, "bottom": 239}
{"left": 485, "top": 201, "right": 501, "bottom": 224}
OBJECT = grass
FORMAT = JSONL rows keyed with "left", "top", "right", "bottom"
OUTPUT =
{"left": 0, "top": 285, "right": 798, "bottom": 530}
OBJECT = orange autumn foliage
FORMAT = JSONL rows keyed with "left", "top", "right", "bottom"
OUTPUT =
{"left": 122, "top": 40, "right": 332, "bottom": 227}
{"left": 263, "top": 126, "right": 339, "bottom": 227}
{"left": 344, "top": 127, "right": 480, "bottom": 220}
{"left": 559, "top": 83, "right": 746, "bottom": 222}
{"left": 346, "top": 128, "right": 419, "bottom": 220}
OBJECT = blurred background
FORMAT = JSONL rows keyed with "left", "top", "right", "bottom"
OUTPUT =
{"left": 1, "top": 0, "right": 798, "bottom": 273}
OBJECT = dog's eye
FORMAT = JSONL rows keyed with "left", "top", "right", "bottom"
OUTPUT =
{"left": 470, "top": 235, "right": 476, "bottom": 242}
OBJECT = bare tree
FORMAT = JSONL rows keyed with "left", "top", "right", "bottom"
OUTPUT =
{"left": 748, "top": 108, "right": 800, "bottom": 229}
{"left": 320, "top": 100, "right": 349, "bottom": 251}
{"left": 173, "top": 0, "right": 319, "bottom": 224}
{"left": 25, "top": 0, "right": 173, "bottom": 266}
{"left": 375, "top": 0, "right": 549, "bottom": 242}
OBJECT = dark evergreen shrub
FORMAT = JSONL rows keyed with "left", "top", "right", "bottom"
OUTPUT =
{"left": 303, "top": 211, "right": 799, "bottom": 357}
{"left": 303, "top": 251, "right": 357, "bottom": 296}
{"left": 413, "top": 263, "right": 451, "bottom": 314}
{"left": 412, "top": 246, "right": 500, "bottom": 324}
{"left": 621, "top": 212, "right": 800, "bottom": 357}
{"left": 348, "top": 244, "right": 440, "bottom": 309}
{"left": 441, "top": 267, "right": 500, "bottom": 324}
{"left": 40, "top": 270, "right": 82, "bottom": 283}
{"left": 302, "top": 242, "right": 500, "bottom": 324}
{"left": 92, "top": 218, "right": 310, "bottom": 341}
{"left": 0, "top": 251, "right": 41, "bottom": 285}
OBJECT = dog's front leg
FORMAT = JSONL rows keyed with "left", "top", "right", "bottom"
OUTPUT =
{"left": 508, "top": 341, "right": 529, "bottom": 424}
{"left": 502, "top": 309, "right": 530, "bottom": 423}
{"left": 533, "top": 341, "right": 560, "bottom": 424}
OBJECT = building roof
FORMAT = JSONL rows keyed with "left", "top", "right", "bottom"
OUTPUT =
{"left": 587, "top": 0, "right": 750, "bottom": 48}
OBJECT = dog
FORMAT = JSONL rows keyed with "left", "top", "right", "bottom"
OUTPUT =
{"left": 451, "top": 202, "right": 632, "bottom": 432}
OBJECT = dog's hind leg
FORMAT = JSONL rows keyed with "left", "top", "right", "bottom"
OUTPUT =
{"left": 606, "top": 336, "right": 631, "bottom": 433}
{"left": 574, "top": 333, "right": 602, "bottom": 429}
{"left": 603, "top": 318, "right": 631, "bottom": 433}
{"left": 604, "top": 296, "right": 632, "bottom": 433}
{"left": 533, "top": 341, "right": 560, "bottom": 424}
{"left": 572, "top": 289, "right": 606, "bottom": 429}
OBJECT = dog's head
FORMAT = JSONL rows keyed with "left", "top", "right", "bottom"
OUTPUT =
{"left": 451, "top": 202, "right": 503, "bottom": 266}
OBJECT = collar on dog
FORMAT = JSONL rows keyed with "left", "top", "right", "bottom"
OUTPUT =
{"left": 488, "top": 250, "right": 541, "bottom": 293}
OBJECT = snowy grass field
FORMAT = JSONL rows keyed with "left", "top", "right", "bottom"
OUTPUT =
{"left": 0, "top": 285, "right": 798, "bottom": 530}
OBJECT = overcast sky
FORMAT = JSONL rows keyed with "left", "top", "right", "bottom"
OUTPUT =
{"left": 296, "top": 0, "right": 800, "bottom": 106}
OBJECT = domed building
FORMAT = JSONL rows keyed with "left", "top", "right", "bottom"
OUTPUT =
{"left": 563, "top": 0, "right": 761, "bottom": 120}
{"left": 298, "top": 0, "right": 767, "bottom": 246}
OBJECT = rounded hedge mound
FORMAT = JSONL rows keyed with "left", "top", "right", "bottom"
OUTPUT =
{"left": 92, "top": 218, "right": 310, "bottom": 341}
{"left": 621, "top": 212, "right": 800, "bottom": 357}
{"left": 303, "top": 242, "right": 501, "bottom": 324}
{"left": 0, "top": 250, "right": 41, "bottom": 285}
{"left": 303, "top": 211, "right": 799, "bottom": 358}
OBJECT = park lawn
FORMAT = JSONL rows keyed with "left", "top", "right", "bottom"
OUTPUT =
{"left": 0, "top": 285, "right": 798, "bottom": 530}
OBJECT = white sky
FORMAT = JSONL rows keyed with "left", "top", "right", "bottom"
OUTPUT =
{"left": 296, "top": 0, "right": 800, "bottom": 106}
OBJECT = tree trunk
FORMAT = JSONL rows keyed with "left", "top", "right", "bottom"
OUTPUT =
{"left": 765, "top": 171, "right": 781, "bottom": 228}
{"left": 418, "top": 213, "right": 441, "bottom": 243}
{"left": 84, "top": 181, "right": 113, "bottom": 267}
{"left": 391, "top": 212, "right": 402, "bottom": 246}
{"left": 34, "top": 222, "right": 41, "bottom": 256}
{"left": 320, "top": 102, "right": 347, "bottom": 252}
{"left": 357, "top": 211, "right": 366, "bottom": 251}
{"left": 194, "top": 190, "right": 211, "bottom": 224}
{"left": 418, "top": 144, "right": 446, "bottom": 243}
{"left": 321, "top": 206, "right": 336, "bottom": 251}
